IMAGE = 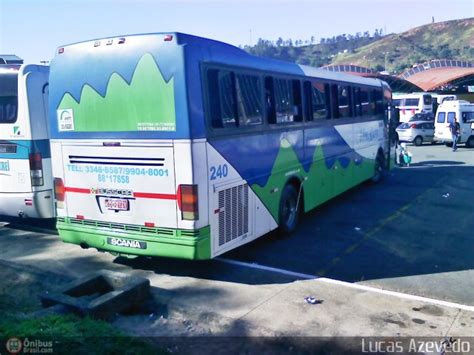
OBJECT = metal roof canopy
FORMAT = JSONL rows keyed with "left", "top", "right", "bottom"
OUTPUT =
{"left": 400, "top": 60, "right": 474, "bottom": 91}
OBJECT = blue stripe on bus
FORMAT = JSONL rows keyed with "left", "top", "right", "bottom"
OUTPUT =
{"left": 0, "top": 139, "right": 51, "bottom": 160}
{"left": 209, "top": 126, "right": 363, "bottom": 188}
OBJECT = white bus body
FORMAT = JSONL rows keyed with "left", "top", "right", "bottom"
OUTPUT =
{"left": 0, "top": 64, "right": 54, "bottom": 218}
{"left": 392, "top": 93, "right": 433, "bottom": 123}
{"left": 434, "top": 100, "right": 474, "bottom": 147}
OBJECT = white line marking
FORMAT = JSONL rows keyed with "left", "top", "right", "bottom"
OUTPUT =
{"left": 218, "top": 258, "right": 474, "bottom": 312}
{"left": 216, "top": 258, "right": 317, "bottom": 280}
{"left": 317, "top": 278, "right": 474, "bottom": 312}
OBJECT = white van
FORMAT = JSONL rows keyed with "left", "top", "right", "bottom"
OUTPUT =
{"left": 0, "top": 63, "right": 55, "bottom": 218}
{"left": 392, "top": 93, "right": 433, "bottom": 123}
{"left": 434, "top": 100, "right": 474, "bottom": 148}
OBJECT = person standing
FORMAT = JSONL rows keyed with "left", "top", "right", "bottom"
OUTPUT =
{"left": 449, "top": 119, "right": 461, "bottom": 151}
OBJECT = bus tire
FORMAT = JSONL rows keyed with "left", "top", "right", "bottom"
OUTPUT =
{"left": 414, "top": 136, "right": 423, "bottom": 146}
{"left": 466, "top": 136, "right": 474, "bottom": 148}
{"left": 371, "top": 152, "right": 384, "bottom": 183}
{"left": 278, "top": 184, "right": 300, "bottom": 234}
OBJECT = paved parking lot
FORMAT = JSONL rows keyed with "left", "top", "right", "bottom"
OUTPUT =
{"left": 101, "top": 143, "right": 473, "bottom": 306}
{"left": 2, "top": 143, "right": 473, "bottom": 307}
{"left": 1, "top": 143, "right": 473, "bottom": 344}
{"left": 223, "top": 143, "right": 474, "bottom": 304}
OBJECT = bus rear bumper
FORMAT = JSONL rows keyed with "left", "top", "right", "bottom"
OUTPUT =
{"left": 0, "top": 190, "right": 55, "bottom": 218}
{"left": 56, "top": 218, "right": 211, "bottom": 260}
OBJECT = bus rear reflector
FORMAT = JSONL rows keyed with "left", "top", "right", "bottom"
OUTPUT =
{"left": 29, "top": 153, "right": 44, "bottom": 186}
{"left": 177, "top": 184, "right": 199, "bottom": 221}
{"left": 54, "top": 178, "right": 65, "bottom": 202}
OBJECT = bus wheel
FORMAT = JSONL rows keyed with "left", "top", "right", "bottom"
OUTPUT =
{"left": 371, "top": 153, "right": 384, "bottom": 183}
{"left": 414, "top": 136, "right": 423, "bottom": 146}
{"left": 278, "top": 184, "right": 300, "bottom": 234}
{"left": 466, "top": 136, "right": 474, "bottom": 148}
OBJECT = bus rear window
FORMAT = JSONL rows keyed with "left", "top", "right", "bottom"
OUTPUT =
{"left": 0, "top": 73, "right": 18, "bottom": 124}
{"left": 404, "top": 98, "right": 419, "bottom": 107}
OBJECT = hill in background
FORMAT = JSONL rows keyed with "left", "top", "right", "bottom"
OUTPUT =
{"left": 243, "top": 18, "right": 473, "bottom": 75}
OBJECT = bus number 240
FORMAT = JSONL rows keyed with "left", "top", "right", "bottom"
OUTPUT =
{"left": 210, "top": 164, "right": 228, "bottom": 180}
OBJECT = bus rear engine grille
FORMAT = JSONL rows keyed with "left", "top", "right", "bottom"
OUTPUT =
{"left": 218, "top": 184, "right": 249, "bottom": 247}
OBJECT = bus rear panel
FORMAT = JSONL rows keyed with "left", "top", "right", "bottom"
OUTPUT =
{"left": 0, "top": 64, "right": 54, "bottom": 218}
{"left": 49, "top": 34, "right": 211, "bottom": 259}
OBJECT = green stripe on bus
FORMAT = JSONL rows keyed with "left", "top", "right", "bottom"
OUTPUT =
{"left": 251, "top": 139, "right": 376, "bottom": 223}
{"left": 57, "top": 219, "right": 211, "bottom": 260}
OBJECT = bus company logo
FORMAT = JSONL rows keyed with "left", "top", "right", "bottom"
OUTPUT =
{"left": 108, "top": 237, "right": 144, "bottom": 249}
{"left": 57, "top": 108, "right": 75, "bottom": 131}
{"left": 5, "top": 337, "right": 22, "bottom": 354}
{"left": 90, "top": 187, "right": 133, "bottom": 197}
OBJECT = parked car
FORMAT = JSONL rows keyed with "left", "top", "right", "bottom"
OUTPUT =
{"left": 408, "top": 112, "right": 434, "bottom": 122}
{"left": 396, "top": 120, "right": 435, "bottom": 146}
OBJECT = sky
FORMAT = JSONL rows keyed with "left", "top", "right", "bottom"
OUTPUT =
{"left": 0, "top": 0, "right": 472, "bottom": 64}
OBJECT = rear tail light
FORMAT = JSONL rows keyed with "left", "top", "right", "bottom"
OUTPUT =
{"left": 410, "top": 124, "right": 418, "bottom": 128}
{"left": 29, "top": 153, "right": 43, "bottom": 186}
{"left": 54, "top": 178, "right": 65, "bottom": 202}
{"left": 177, "top": 184, "right": 199, "bottom": 221}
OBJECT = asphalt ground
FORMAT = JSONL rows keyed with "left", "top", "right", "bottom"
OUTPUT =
{"left": 2, "top": 143, "right": 473, "bottom": 307}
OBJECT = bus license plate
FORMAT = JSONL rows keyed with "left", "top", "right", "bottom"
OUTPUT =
{"left": 104, "top": 198, "right": 129, "bottom": 211}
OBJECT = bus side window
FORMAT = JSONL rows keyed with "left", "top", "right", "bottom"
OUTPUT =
{"left": 235, "top": 73, "right": 263, "bottom": 126}
{"left": 264, "top": 76, "right": 276, "bottom": 124}
{"left": 292, "top": 79, "right": 302, "bottom": 122}
{"left": 207, "top": 69, "right": 237, "bottom": 128}
{"left": 273, "top": 78, "right": 302, "bottom": 124}
{"left": 303, "top": 81, "right": 313, "bottom": 122}
{"left": 330, "top": 84, "right": 339, "bottom": 119}
{"left": 360, "top": 87, "right": 371, "bottom": 116}
{"left": 337, "top": 85, "right": 351, "bottom": 118}
{"left": 353, "top": 87, "right": 361, "bottom": 117}
{"left": 309, "top": 81, "right": 329, "bottom": 120}
{"left": 373, "top": 89, "right": 384, "bottom": 115}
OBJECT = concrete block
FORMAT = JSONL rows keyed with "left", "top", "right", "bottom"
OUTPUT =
{"left": 40, "top": 270, "right": 150, "bottom": 319}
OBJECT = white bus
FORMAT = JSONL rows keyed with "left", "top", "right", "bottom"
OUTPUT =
{"left": 0, "top": 63, "right": 55, "bottom": 218}
{"left": 434, "top": 100, "right": 474, "bottom": 148}
{"left": 392, "top": 93, "right": 433, "bottom": 123}
{"left": 48, "top": 33, "right": 393, "bottom": 259}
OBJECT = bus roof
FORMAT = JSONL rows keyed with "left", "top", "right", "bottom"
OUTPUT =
{"left": 57, "top": 32, "right": 384, "bottom": 89}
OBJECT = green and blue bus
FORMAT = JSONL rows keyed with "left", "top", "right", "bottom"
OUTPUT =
{"left": 49, "top": 32, "right": 393, "bottom": 260}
